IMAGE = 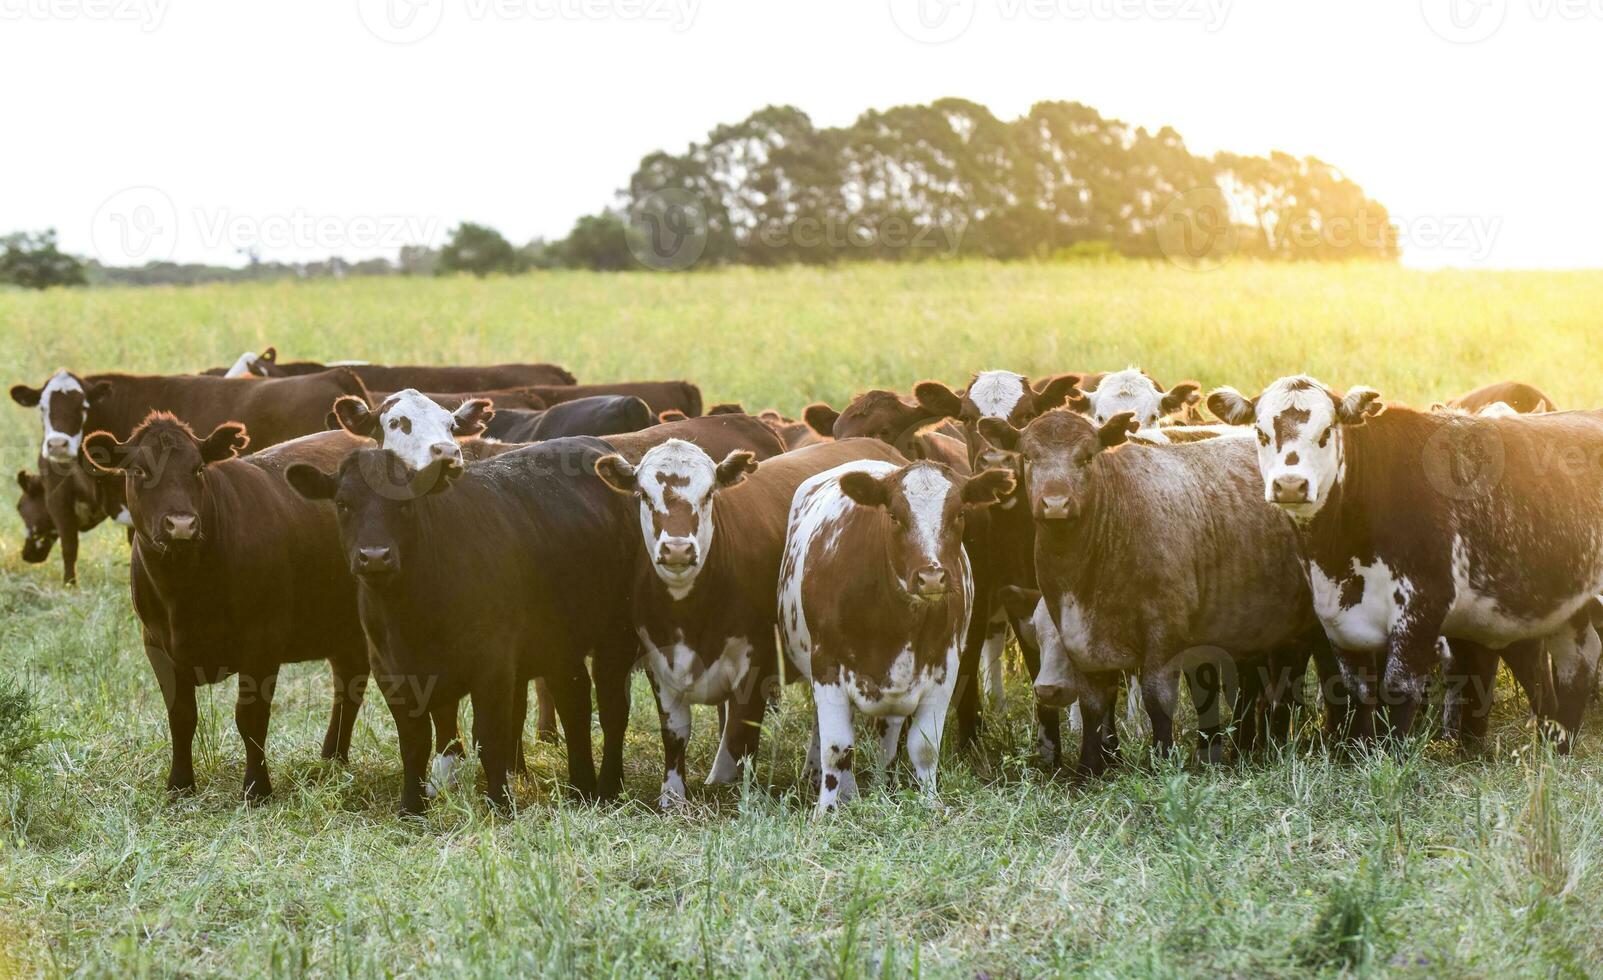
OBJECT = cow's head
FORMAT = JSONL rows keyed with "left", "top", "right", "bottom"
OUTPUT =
{"left": 286, "top": 447, "right": 459, "bottom": 584}
{"left": 1075, "top": 368, "right": 1201, "bottom": 431}
{"left": 223, "top": 346, "right": 278, "bottom": 378}
{"left": 979, "top": 409, "right": 1137, "bottom": 522}
{"left": 83, "top": 412, "right": 248, "bottom": 555}
{"left": 838, "top": 461, "right": 1014, "bottom": 600}
{"left": 822, "top": 390, "right": 947, "bottom": 449}
{"left": 593, "top": 439, "right": 757, "bottom": 597}
{"left": 1207, "top": 375, "right": 1384, "bottom": 518}
{"left": 16, "top": 470, "right": 56, "bottom": 563}
{"left": 914, "top": 371, "right": 1081, "bottom": 470}
{"left": 11, "top": 370, "right": 112, "bottom": 464}
{"left": 332, "top": 389, "right": 491, "bottom": 475}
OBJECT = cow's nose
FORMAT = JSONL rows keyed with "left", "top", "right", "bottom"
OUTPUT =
{"left": 658, "top": 539, "right": 697, "bottom": 570}
{"left": 1272, "top": 475, "right": 1310, "bottom": 503}
{"left": 355, "top": 546, "right": 395, "bottom": 574}
{"left": 1034, "top": 683, "right": 1074, "bottom": 708}
{"left": 429, "top": 442, "right": 458, "bottom": 461}
{"left": 1040, "top": 495, "right": 1072, "bottom": 520}
{"left": 162, "top": 514, "right": 198, "bottom": 540}
{"left": 912, "top": 566, "right": 948, "bottom": 596}
{"left": 44, "top": 436, "right": 69, "bottom": 455}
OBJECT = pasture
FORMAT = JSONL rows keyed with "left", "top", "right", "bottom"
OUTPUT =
{"left": 3, "top": 260, "right": 1603, "bottom": 976}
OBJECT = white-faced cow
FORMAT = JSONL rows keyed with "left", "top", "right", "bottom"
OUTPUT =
{"left": 595, "top": 437, "right": 907, "bottom": 808}
{"left": 83, "top": 416, "right": 371, "bottom": 800}
{"left": 1208, "top": 376, "right": 1603, "bottom": 747}
{"left": 980, "top": 409, "right": 1326, "bottom": 776}
{"left": 330, "top": 390, "right": 494, "bottom": 475}
{"left": 1072, "top": 368, "right": 1202, "bottom": 432}
{"left": 779, "top": 459, "right": 1014, "bottom": 813}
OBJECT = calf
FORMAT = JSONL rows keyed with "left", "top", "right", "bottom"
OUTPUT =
{"left": 980, "top": 410, "right": 1324, "bottom": 775}
{"left": 286, "top": 441, "right": 644, "bottom": 813}
{"left": 483, "top": 395, "right": 654, "bottom": 443}
{"left": 82, "top": 416, "right": 370, "bottom": 800}
{"left": 596, "top": 437, "right": 906, "bottom": 808}
{"left": 525, "top": 381, "right": 702, "bottom": 420}
{"left": 1208, "top": 377, "right": 1603, "bottom": 746}
{"left": 779, "top": 459, "right": 1014, "bottom": 813}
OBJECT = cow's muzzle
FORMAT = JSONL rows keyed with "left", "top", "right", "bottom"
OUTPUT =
{"left": 1271, "top": 475, "right": 1311, "bottom": 505}
{"left": 657, "top": 539, "right": 698, "bottom": 572}
{"left": 911, "top": 566, "right": 949, "bottom": 598}
{"left": 1033, "top": 682, "right": 1075, "bottom": 709}
{"left": 354, "top": 545, "right": 398, "bottom": 578}
{"left": 1037, "top": 495, "right": 1076, "bottom": 521}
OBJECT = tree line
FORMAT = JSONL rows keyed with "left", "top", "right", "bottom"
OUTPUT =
{"left": 1, "top": 99, "right": 1396, "bottom": 288}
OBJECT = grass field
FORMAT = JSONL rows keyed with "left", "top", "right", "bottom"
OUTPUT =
{"left": 4, "top": 260, "right": 1603, "bottom": 976}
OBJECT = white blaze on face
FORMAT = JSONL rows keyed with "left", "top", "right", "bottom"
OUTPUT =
{"left": 1086, "top": 368, "right": 1164, "bottom": 429}
{"left": 967, "top": 371, "right": 1028, "bottom": 419}
{"left": 38, "top": 371, "right": 86, "bottom": 461}
{"left": 898, "top": 464, "right": 956, "bottom": 577}
{"left": 375, "top": 389, "right": 467, "bottom": 472}
{"left": 1252, "top": 375, "right": 1343, "bottom": 515}
{"left": 636, "top": 439, "right": 718, "bottom": 597}
{"left": 223, "top": 352, "right": 260, "bottom": 378}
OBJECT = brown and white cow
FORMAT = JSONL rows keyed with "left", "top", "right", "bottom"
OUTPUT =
{"left": 980, "top": 409, "right": 1326, "bottom": 775}
{"left": 595, "top": 437, "right": 906, "bottom": 807}
{"left": 1445, "top": 381, "right": 1558, "bottom": 417}
{"left": 779, "top": 458, "right": 1014, "bottom": 813}
{"left": 330, "top": 390, "right": 495, "bottom": 475}
{"left": 1072, "top": 368, "right": 1202, "bottom": 433}
{"left": 83, "top": 416, "right": 371, "bottom": 800}
{"left": 1208, "top": 376, "right": 1603, "bottom": 746}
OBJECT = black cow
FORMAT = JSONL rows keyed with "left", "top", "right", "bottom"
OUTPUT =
{"left": 482, "top": 395, "right": 654, "bottom": 443}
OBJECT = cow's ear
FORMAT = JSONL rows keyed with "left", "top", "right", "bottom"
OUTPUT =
{"left": 1160, "top": 381, "right": 1202, "bottom": 415}
{"left": 996, "top": 585, "right": 1043, "bottom": 623}
{"left": 285, "top": 463, "right": 337, "bottom": 501}
{"left": 962, "top": 468, "right": 1016, "bottom": 508}
{"left": 658, "top": 409, "right": 688, "bottom": 424}
{"left": 839, "top": 471, "right": 890, "bottom": 509}
{"left": 1336, "top": 387, "right": 1385, "bottom": 425}
{"left": 82, "top": 431, "right": 127, "bottom": 474}
{"left": 802, "top": 403, "right": 839, "bottom": 437}
{"left": 258, "top": 346, "right": 277, "bottom": 366}
{"left": 912, "top": 381, "right": 964, "bottom": 420}
{"left": 714, "top": 450, "right": 758, "bottom": 490}
{"left": 977, "top": 417, "right": 1022, "bottom": 452}
{"left": 324, "top": 411, "right": 340, "bottom": 431}
{"left": 708, "top": 402, "right": 745, "bottom": 416}
{"left": 1206, "top": 387, "right": 1259, "bottom": 426}
{"left": 200, "top": 422, "right": 249, "bottom": 463}
{"left": 451, "top": 398, "right": 494, "bottom": 437}
{"left": 333, "top": 396, "right": 377, "bottom": 437}
{"left": 593, "top": 454, "right": 639, "bottom": 495}
{"left": 17, "top": 470, "right": 40, "bottom": 495}
{"left": 9, "top": 384, "right": 42, "bottom": 408}
{"left": 1097, "top": 413, "right": 1139, "bottom": 449}
{"left": 86, "top": 381, "right": 113, "bottom": 403}
{"left": 1032, "top": 374, "right": 1082, "bottom": 413}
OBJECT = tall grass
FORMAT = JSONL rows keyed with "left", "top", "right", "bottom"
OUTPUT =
{"left": 3, "top": 261, "right": 1603, "bottom": 975}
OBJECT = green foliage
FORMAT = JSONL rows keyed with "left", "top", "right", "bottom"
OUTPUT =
{"left": 549, "top": 212, "right": 633, "bottom": 271}
{"left": 0, "top": 229, "right": 86, "bottom": 290}
{"left": 437, "top": 222, "right": 520, "bottom": 277}
{"left": 0, "top": 676, "right": 45, "bottom": 776}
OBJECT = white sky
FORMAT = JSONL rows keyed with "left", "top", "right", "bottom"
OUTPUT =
{"left": 2, "top": 0, "right": 1597, "bottom": 269}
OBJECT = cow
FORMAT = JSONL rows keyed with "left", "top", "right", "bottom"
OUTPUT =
{"left": 911, "top": 371, "right": 1082, "bottom": 756}
{"left": 1071, "top": 369, "right": 1202, "bottom": 431}
{"left": 329, "top": 390, "right": 495, "bottom": 475}
{"left": 758, "top": 410, "right": 827, "bottom": 450}
{"left": 602, "top": 413, "right": 786, "bottom": 466}
{"left": 594, "top": 437, "right": 906, "bottom": 808}
{"left": 81, "top": 416, "right": 371, "bottom": 800}
{"left": 286, "top": 440, "right": 645, "bottom": 814}
{"left": 14, "top": 463, "right": 114, "bottom": 581}
{"left": 205, "top": 349, "right": 577, "bottom": 389}
{"left": 779, "top": 458, "right": 1015, "bottom": 813}
{"left": 481, "top": 396, "right": 654, "bottom": 443}
{"left": 1207, "top": 376, "right": 1603, "bottom": 747}
{"left": 11, "top": 368, "right": 367, "bottom": 583}
{"left": 979, "top": 409, "right": 1327, "bottom": 776}
{"left": 368, "top": 389, "right": 546, "bottom": 412}
{"left": 802, "top": 391, "right": 967, "bottom": 465}
{"left": 1445, "top": 381, "right": 1558, "bottom": 417}
{"left": 524, "top": 381, "right": 702, "bottom": 420}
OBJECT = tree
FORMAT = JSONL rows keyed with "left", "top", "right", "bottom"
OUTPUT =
{"left": 0, "top": 229, "right": 86, "bottom": 289}
{"left": 551, "top": 213, "right": 635, "bottom": 271}
{"left": 437, "top": 223, "right": 518, "bottom": 277}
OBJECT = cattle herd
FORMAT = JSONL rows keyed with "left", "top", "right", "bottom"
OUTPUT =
{"left": 10, "top": 349, "right": 1603, "bottom": 817}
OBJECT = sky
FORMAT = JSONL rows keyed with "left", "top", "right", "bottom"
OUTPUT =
{"left": 2, "top": 0, "right": 1597, "bottom": 269}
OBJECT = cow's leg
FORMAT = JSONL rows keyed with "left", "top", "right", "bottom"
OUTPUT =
{"left": 593, "top": 655, "right": 631, "bottom": 801}
{"left": 813, "top": 682, "right": 856, "bottom": 815}
{"left": 235, "top": 667, "right": 279, "bottom": 802}
{"left": 907, "top": 676, "right": 957, "bottom": 796}
{"left": 1184, "top": 656, "right": 1228, "bottom": 764}
{"left": 709, "top": 640, "right": 775, "bottom": 786}
{"left": 980, "top": 611, "right": 1008, "bottom": 713}
{"left": 321, "top": 659, "right": 368, "bottom": 763}
{"left": 511, "top": 679, "right": 529, "bottom": 774}
{"left": 1074, "top": 674, "right": 1116, "bottom": 779}
{"left": 1231, "top": 655, "right": 1266, "bottom": 755}
{"left": 1269, "top": 640, "right": 1316, "bottom": 744}
{"left": 1502, "top": 639, "right": 1555, "bottom": 724}
{"left": 804, "top": 715, "right": 821, "bottom": 780}
{"left": 1009, "top": 600, "right": 1061, "bottom": 769}
{"left": 648, "top": 672, "right": 691, "bottom": 809}
{"left": 1141, "top": 666, "right": 1181, "bottom": 761}
{"left": 953, "top": 590, "right": 991, "bottom": 751}
{"left": 390, "top": 691, "right": 433, "bottom": 817}
{"left": 1442, "top": 638, "right": 1499, "bottom": 747}
{"left": 1545, "top": 624, "right": 1599, "bottom": 754}
{"left": 47, "top": 493, "right": 80, "bottom": 586}
{"left": 1330, "top": 646, "right": 1379, "bottom": 743}
{"left": 147, "top": 644, "right": 197, "bottom": 793}
{"left": 532, "top": 678, "right": 559, "bottom": 743}
{"left": 427, "top": 700, "right": 465, "bottom": 798}
{"left": 546, "top": 666, "right": 598, "bottom": 800}
{"left": 470, "top": 678, "right": 517, "bottom": 810}
{"left": 1382, "top": 609, "right": 1449, "bottom": 740}
{"left": 876, "top": 716, "right": 906, "bottom": 776}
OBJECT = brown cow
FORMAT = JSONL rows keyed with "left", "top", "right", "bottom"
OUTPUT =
{"left": 207, "top": 348, "right": 577, "bottom": 389}
{"left": 595, "top": 437, "right": 906, "bottom": 808}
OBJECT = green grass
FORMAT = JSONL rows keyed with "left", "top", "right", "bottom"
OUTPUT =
{"left": 4, "top": 260, "right": 1603, "bottom": 976}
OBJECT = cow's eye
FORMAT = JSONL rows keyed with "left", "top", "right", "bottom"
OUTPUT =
{"left": 1317, "top": 427, "right": 1332, "bottom": 448}
{"left": 193, "top": 465, "right": 204, "bottom": 478}
{"left": 389, "top": 419, "right": 400, "bottom": 430}
{"left": 1256, "top": 430, "right": 1270, "bottom": 447}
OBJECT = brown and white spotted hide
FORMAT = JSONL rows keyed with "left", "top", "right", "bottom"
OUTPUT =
{"left": 332, "top": 389, "right": 493, "bottom": 474}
